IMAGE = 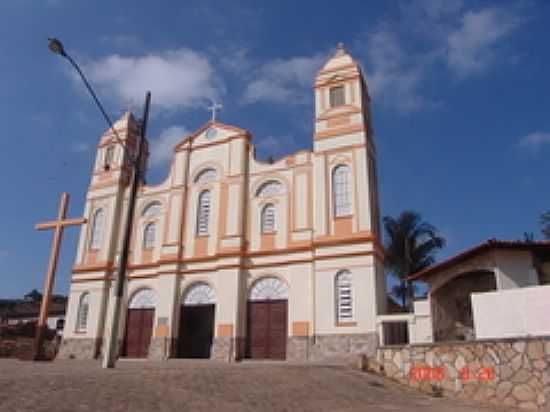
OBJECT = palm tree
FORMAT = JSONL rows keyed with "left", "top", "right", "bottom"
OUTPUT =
{"left": 383, "top": 211, "right": 446, "bottom": 310}
{"left": 541, "top": 211, "right": 550, "bottom": 240}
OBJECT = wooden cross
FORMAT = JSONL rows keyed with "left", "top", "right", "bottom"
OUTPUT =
{"left": 32, "top": 192, "right": 86, "bottom": 360}
{"left": 207, "top": 100, "right": 223, "bottom": 122}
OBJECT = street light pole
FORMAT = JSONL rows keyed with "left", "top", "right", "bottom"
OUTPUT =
{"left": 47, "top": 38, "right": 151, "bottom": 368}
{"left": 48, "top": 38, "right": 136, "bottom": 164}
{"left": 102, "top": 91, "right": 150, "bottom": 368}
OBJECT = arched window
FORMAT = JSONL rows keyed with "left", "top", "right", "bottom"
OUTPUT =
{"left": 104, "top": 145, "right": 115, "bottom": 170}
{"left": 249, "top": 276, "right": 289, "bottom": 301}
{"left": 76, "top": 292, "right": 90, "bottom": 331}
{"left": 335, "top": 270, "right": 354, "bottom": 323}
{"left": 256, "top": 180, "right": 283, "bottom": 197}
{"left": 129, "top": 289, "right": 156, "bottom": 309}
{"left": 195, "top": 168, "right": 217, "bottom": 184}
{"left": 142, "top": 201, "right": 162, "bottom": 218}
{"left": 143, "top": 222, "right": 156, "bottom": 249}
{"left": 261, "top": 203, "right": 276, "bottom": 233}
{"left": 89, "top": 209, "right": 105, "bottom": 250}
{"left": 332, "top": 165, "right": 351, "bottom": 217}
{"left": 197, "top": 190, "right": 211, "bottom": 235}
{"left": 183, "top": 282, "right": 216, "bottom": 306}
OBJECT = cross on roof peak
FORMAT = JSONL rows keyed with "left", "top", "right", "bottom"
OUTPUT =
{"left": 207, "top": 100, "right": 223, "bottom": 122}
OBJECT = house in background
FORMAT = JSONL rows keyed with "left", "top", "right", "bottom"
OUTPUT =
{"left": 0, "top": 295, "right": 67, "bottom": 336}
{"left": 401, "top": 239, "right": 550, "bottom": 343}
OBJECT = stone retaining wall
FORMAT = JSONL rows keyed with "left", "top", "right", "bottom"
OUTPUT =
{"left": 308, "top": 333, "right": 378, "bottom": 361}
{"left": 366, "top": 336, "right": 550, "bottom": 410}
{"left": 57, "top": 338, "right": 99, "bottom": 359}
{"left": 0, "top": 338, "right": 59, "bottom": 359}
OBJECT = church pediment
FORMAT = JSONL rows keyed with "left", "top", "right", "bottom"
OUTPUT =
{"left": 174, "top": 121, "right": 250, "bottom": 151}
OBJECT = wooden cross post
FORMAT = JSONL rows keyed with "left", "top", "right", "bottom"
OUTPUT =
{"left": 32, "top": 192, "right": 86, "bottom": 360}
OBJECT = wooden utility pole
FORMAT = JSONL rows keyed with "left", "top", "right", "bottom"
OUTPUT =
{"left": 33, "top": 192, "right": 86, "bottom": 360}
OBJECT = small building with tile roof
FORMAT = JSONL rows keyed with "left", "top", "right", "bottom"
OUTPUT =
{"left": 406, "top": 239, "right": 550, "bottom": 342}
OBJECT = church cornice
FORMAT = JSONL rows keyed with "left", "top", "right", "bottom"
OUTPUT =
{"left": 71, "top": 233, "right": 385, "bottom": 276}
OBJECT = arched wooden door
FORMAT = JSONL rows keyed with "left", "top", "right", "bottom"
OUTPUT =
{"left": 246, "top": 277, "right": 288, "bottom": 360}
{"left": 123, "top": 289, "right": 156, "bottom": 358}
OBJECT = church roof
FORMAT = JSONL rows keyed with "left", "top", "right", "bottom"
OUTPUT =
{"left": 319, "top": 43, "right": 358, "bottom": 73}
{"left": 407, "top": 239, "right": 550, "bottom": 281}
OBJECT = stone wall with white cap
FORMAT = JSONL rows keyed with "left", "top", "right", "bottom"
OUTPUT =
{"left": 366, "top": 336, "right": 550, "bottom": 410}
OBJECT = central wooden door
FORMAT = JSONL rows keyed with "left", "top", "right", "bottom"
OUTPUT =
{"left": 246, "top": 300, "right": 287, "bottom": 360}
{"left": 123, "top": 308, "right": 154, "bottom": 358}
{"left": 178, "top": 304, "right": 215, "bottom": 358}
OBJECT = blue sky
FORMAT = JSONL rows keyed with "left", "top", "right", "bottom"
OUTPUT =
{"left": 0, "top": 0, "right": 549, "bottom": 298}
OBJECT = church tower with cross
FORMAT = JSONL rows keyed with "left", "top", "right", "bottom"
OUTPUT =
{"left": 59, "top": 45, "right": 386, "bottom": 362}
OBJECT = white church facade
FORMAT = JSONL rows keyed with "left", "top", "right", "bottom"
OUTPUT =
{"left": 59, "top": 46, "right": 387, "bottom": 361}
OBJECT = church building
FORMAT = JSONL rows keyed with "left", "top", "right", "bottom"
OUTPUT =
{"left": 59, "top": 45, "right": 387, "bottom": 361}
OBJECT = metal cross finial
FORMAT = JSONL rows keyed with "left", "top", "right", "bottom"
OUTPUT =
{"left": 208, "top": 100, "right": 223, "bottom": 122}
{"left": 337, "top": 42, "right": 345, "bottom": 50}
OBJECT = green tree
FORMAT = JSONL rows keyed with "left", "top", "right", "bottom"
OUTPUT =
{"left": 541, "top": 212, "right": 550, "bottom": 240}
{"left": 383, "top": 211, "right": 446, "bottom": 310}
{"left": 24, "top": 289, "right": 43, "bottom": 302}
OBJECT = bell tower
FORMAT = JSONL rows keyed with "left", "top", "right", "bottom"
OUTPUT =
{"left": 313, "top": 43, "right": 373, "bottom": 148}
{"left": 90, "top": 111, "right": 148, "bottom": 189}
{"left": 312, "top": 43, "right": 380, "bottom": 238}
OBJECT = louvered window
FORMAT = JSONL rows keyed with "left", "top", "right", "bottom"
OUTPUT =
{"left": 333, "top": 165, "right": 352, "bottom": 216}
{"left": 143, "top": 222, "right": 156, "bottom": 249}
{"left": 89, "top": 209, "right": 105, "bottom": 250}
{"left": 197, "top": 190, "right": 211, "bottom": 235}
{"left": 76, "top": 293, "right": 90, "bottom": 332}
{"left": 336, "top": 271, "right": 354, "bottom": 322}
{"left": 261, "top": 203, "right": 276, "bottom": 233}
{"left": 104, "top": 145, "right": 115, "bottom": 170}
{"left": 329, "top": 86, "right": 345, "bottom": 107}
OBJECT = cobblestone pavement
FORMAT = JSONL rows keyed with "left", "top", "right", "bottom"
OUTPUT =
{"left": 0, "top": 359, "right": 520, "bottom": 412}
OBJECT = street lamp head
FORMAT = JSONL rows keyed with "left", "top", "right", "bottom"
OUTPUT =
{"left": 48, "top": 38, "right": 66, "bottom": 57}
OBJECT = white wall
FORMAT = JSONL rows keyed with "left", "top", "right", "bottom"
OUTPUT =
{"left": 494, "top": 250, "right": 538, "bottom": 289}
{"left": 411, "top": 300, "right": 433, "bottom": 344}
{"left": 376, "top": 300, "right": 433, "bottom": 345}
{"left": 472, "top": 285, "right": 550, "bottom": 339}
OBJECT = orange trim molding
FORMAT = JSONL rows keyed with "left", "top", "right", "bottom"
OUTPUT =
{"left": 292, "top": 321, "right": 309, "bottom": 337}
{"left": 217, "top": 324, "right": 234, "bottom": 337}
{"left": 314, "top": 124, "right": 365, "bottom": 140}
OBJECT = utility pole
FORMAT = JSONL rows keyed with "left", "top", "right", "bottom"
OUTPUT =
{"left": 102, "top": 91, "right": 151, "bottom": 368}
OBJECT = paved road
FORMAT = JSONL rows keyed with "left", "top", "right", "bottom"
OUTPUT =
{"left": 0, "top": 359, "right": 516, "bottom": 411}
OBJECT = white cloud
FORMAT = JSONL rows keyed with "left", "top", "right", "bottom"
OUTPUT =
{"left": 519, "top": 132, "right": 550, "bottom": 151}
{"left": 82, "top": 49, "right": 223, "bottom": 113}
{"left": 242, "top": 55, "right": 326, "bottom": 105}
{"left": 357, "top": 3, "right": 523, "bottom": 112}
{"left": 447, "top": 8, "right": 521, "bottom": 76}
{"left": 219, "top": 48, "right": 252, "bottom": 75}
{"left": 149, "top": 126, "right": 188, "bottom": 167}
{"left": 363, "top": 28, "right": 436, "bottom": 113}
